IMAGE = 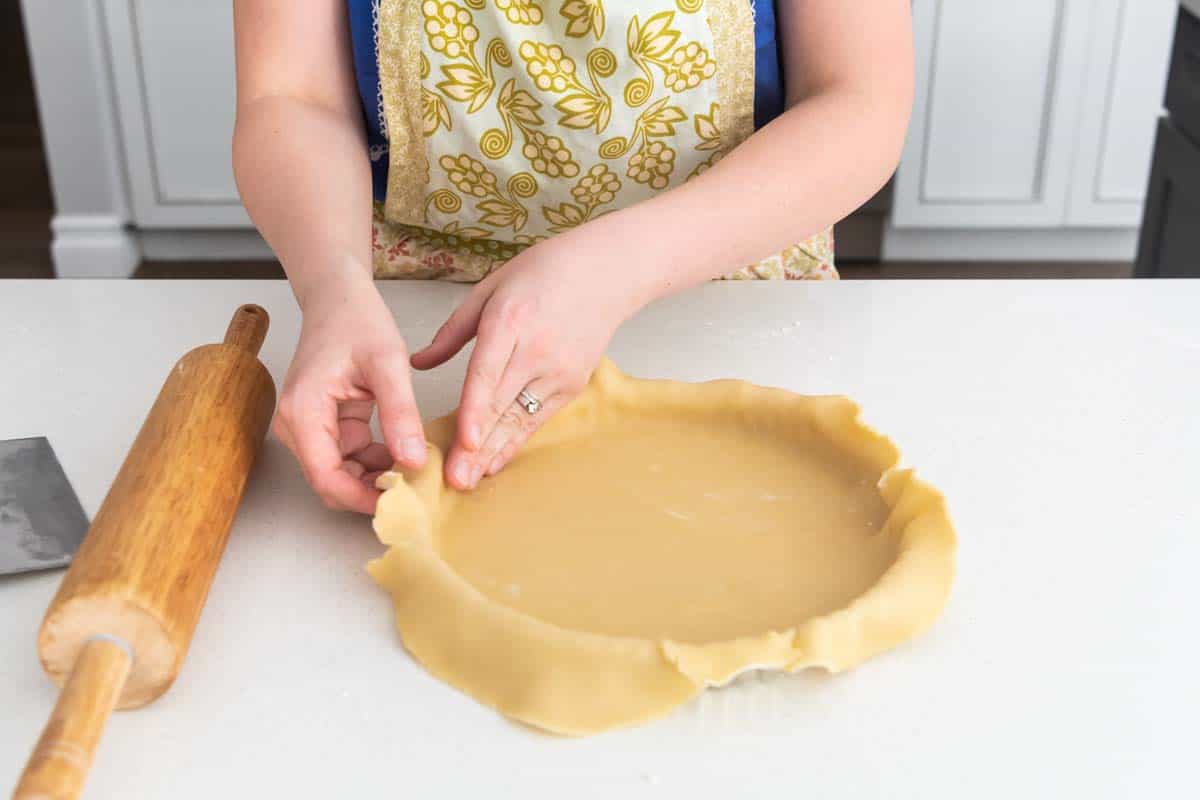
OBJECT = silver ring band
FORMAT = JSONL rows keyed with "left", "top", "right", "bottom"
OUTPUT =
{"left": 517, "top": 388, "right": 542, "bottom": 415}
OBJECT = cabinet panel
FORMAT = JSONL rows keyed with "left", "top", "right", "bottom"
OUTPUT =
{"left": 894, "top": 0, "right": 1095, "bottom": 228}
{"left": 133, "top": 1, "right": 240, "bottom": 203}
{"left": 103, "top": 0, "right": 249, "bottom": 226}
{"left": 1068, "top": 0, "right": 1176, "bottom": 226}
{"left": 921, "top": 1, "right": 1063, "bottom": 202}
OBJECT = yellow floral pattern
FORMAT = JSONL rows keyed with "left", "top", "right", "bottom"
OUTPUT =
{"left": 413, "top": 0, "right": 726, "bottom": 240}
{"left": 686, "top": 100, "right": 721, "bottom": 178}
{"left": 481, "top": 78, "right": 581, "bottom": 179}
{"left": 376, "top": 0, "right": 834, "bottom": 279}
{"left": 423, "top": 1, "right": 510, "bottom": 114}
{"left": 518, "top": 42, "right": 615, "bottom": 133}
{"left": 560, "top": 0, "right": 605, "bottom": 39}
{"left": 623, "top": 11, "right": 716, "bottom": 107}
{"left": 419, "top": 53, "right": 452, "bottom": 135}
{"left": 542, "top": 163, "right": 622, "bottom": 231}
{"left": 598, "top": 95, "right": 687, "bottom": 188}
{"left": 436, "top": 153, "right": 539, "bottom": 232}
{"left": 494, "top": 0, "right": 543, "bottom": 25}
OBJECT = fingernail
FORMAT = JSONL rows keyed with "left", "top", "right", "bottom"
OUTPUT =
{"left": 487, "top": 454, "right": 504, "bottom": 476}
{"left": 470, "top": 463, "right": 483, "bottom": 486}
{"left": 453, "top": 460, "right": 471, "bottom": 487}
{"left": 401, "top": 437, "right": 425, "bottom": 464}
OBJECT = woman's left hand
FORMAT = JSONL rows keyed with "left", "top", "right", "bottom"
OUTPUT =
{"left": 410, "top": 233, "right": 648, "bottom": 489}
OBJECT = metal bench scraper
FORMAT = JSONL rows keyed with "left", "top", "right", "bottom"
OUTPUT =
{"left": 0, "top": 437, "right": 88, "bottom": 576}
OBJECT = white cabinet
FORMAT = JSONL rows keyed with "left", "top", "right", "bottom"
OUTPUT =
{"left": 895, "top": 0, "right": 1093, "bottom": 227}
{"left": 23, "top": 0, "right": 260, "bottom": 275}
{"left": 101, "top": 0, "right": 248, "bottom": 227}
{"left": 1067, "top": 0, "right": 1179, "bottom": 226}
{"left": 890, "top": 0, "right": 1177, "bottom": 258}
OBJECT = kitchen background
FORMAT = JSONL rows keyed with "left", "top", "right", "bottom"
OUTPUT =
{"left": 3, "top": 0, "right": 1197, "bottom": 280}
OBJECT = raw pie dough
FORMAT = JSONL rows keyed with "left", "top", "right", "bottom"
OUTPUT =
{"left": 369, "top": 360, "right": 956, "bottom": 735}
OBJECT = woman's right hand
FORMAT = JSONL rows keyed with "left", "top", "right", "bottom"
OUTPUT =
{"left": 273, "top": 272, "right": 427, "bottom": 514}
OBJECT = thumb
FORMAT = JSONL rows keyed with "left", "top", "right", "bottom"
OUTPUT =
{"left": 410, "top": 281, "right": 496, "bottom": 371}
{"left": 360, "top": 348, "right": 427, "bottom": 469}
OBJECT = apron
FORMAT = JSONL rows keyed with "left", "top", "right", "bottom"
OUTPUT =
{"left": 370, "top": 0, "right": 836, "bottom": 281}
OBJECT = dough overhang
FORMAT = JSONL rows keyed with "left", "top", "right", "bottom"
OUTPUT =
{"left": 369, "top": 359, "right": 956, "bottom": 735}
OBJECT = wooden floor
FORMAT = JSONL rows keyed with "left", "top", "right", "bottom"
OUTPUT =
{"left": 2, "top": 2, "right": 54, "bottom": 279}
{"left": 133, "top": 260, "right": 1133, "bottom": 279}
{"left": 0, "top": 4, "right": 1133, "bottom": 282}
{"left": 0, "top": 251, "right": 1136, "bottom": 281}
{"left": 0, "top": 220, "right": 1136, "bottom": 282}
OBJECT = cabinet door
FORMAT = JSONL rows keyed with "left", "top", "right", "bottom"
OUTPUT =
{"left": 1067, "top": 0, "right": 1177, "bottom": 226}
{"left": 102, "top": 0, "right": 249, "bottom": 227}
{"left": 893, "top": 0, "right": 1094, "bottom": 228}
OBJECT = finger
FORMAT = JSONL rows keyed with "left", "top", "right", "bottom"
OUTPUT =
{"left": 452, "top": 303, "right": 520, "bottom": 460}
{"left": 342, "top": 457, "right": 391, "bottom": 488}
{"left": 338, "top": 417, "right": 373, "bottom": 457}
{"left": 337, "top": 398, "right": 375, "bottom": 455}
{"left": 340, "top": 399, "right": 375, "bottom": 422}
{"left": 472, "top": 372, "right": 557, "bottom": 484}
{"left": 486, "top": 386, "right": 568, "bottom": 477}
{"left": 348, "top": 442, "right": 395, "bottom": 472}
{"left": 443, "top": 331, "right": 518, "bottom": 491}
{"left": 289, "top": 390, "right": 381, "bottom": 514}
{"left": 360, "top": 347, "right": 427, "bottom": 470}
{"left": 410, "top": 280, "right": 497, "bottom": 371}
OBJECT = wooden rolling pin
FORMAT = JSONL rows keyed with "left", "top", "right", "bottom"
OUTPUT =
{"left": 14, "top": 305, "right": 276, "bottom": 800}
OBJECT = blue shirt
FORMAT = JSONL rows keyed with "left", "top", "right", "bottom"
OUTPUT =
{"left": 347, "top": 0, "right": 785, "bottom": 202}
{"left": 753, "top": 0, "right": 784, "bottom": 129}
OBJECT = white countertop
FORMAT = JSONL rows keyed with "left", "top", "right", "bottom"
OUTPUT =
{"left": 2, "top": 279, "right": 1198, "bottom": 798}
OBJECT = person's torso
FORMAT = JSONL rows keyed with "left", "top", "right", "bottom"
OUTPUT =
{"left": 347, "top": 0, "right": 834, "bottom": 281}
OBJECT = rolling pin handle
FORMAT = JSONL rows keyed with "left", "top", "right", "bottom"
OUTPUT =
{"left": 223, "top": 304, "right": 270, "bottom": 356}
{"left": 13, "top": 639, "right": 133, "bottom": 800}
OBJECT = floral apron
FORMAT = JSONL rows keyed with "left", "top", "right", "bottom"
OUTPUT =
{"left": 370, "top": 0, "right": 836, "bottom": 281}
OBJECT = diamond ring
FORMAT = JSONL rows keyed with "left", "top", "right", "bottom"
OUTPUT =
{"left": 517, "top": 388, "right": 542, "bottom": 415}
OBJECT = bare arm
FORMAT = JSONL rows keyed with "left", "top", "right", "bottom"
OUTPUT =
{"left": 233, "top": 0, "right": 426, "bottom": 513}
{"left": 232, "top": 0, "right": 372, "bottom": 305}
{"left": 579, "top": 0, "right": 915, "bottom": 299}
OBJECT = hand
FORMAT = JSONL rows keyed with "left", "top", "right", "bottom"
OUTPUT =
{"left": 411, "top": 235, "right": 643, "bottom": 490}
{"left": 274, "top": 273, "right": 427, "bottom": 513}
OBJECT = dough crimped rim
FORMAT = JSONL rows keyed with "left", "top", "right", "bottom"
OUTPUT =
{"left": 369, "top": 360, "right": 956, "bottom": 735}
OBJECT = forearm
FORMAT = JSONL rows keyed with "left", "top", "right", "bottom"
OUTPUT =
{"left": 572, "top": 84, "right": 909, "bottom": 306}
{"left": 543, "top": 0, "right": 913, "bottom": 310}
{"left": 233, "top": 95, "right": 374, "bottom": 309}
